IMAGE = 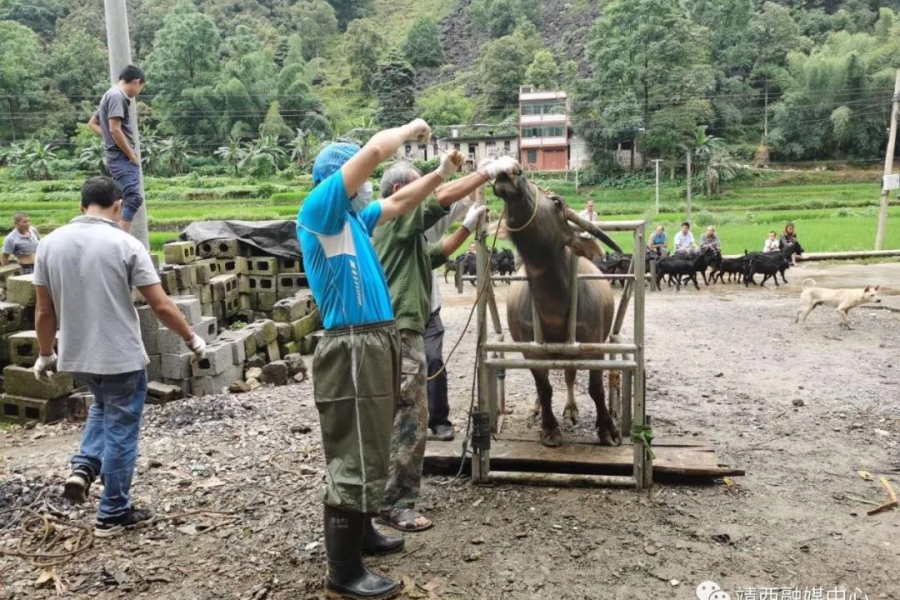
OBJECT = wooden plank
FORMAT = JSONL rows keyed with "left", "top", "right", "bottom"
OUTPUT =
{"left": 495, "top": 432, "right": 713, "bottom": 449}
{"left": 424, "top": 439, "right": 744, "bottom": 478}
{"left": 489, "top": 471, "right": 635, "bottom": 488}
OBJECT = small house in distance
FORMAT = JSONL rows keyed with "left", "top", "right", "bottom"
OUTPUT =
{"left": 397, "top": 124, "right": 518, "bottom": 168}
{"left": 518, "top": 86, "right": 569, "bottom": 171}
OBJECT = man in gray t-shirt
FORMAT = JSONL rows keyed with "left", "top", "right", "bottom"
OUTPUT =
{"left": 1, "top": 212, "right": 39, "bottom": 274}
{"left": 33, "top": 176, "right": 207, "bottom": 538}
{"left": 88, "top": 65, "right": 145, "bottom": 234}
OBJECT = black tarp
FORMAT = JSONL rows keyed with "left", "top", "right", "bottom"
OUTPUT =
{"left": 180, "top": 220, "right": 300, "bottom": 259}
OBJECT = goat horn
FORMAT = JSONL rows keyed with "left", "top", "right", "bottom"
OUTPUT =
{"left": 565, "top": 208, "right": 624, "bottom": 255}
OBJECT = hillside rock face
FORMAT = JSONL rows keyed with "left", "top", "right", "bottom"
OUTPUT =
{"left": 425, "top": 0, "right": 602, "bottom": 89}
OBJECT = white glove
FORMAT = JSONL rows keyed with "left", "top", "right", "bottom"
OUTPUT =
{"left": 479, "top": 156, "right": 521, "bottom": 180}
{"left": 186, "top": 333, "right": 207, "bottom": 359}
{"left": 436, "top": 150, "right": 464, "bottom": 179}
{"left": 34, "top": 352, "right": 58, "bottom": 380}
{"left": 406, "top": 118, "right": 432, "bottom": 144}
{"left": 461, "top": 205, "right": 488, "bottom": 232}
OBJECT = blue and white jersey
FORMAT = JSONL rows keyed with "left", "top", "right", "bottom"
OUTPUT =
{"left": 297, "top": 171, "right": 394, "bottom": 330}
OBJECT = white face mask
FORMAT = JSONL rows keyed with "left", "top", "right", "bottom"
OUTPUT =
{"left": 351, "top": 181, "right": 374, "bottom": 213}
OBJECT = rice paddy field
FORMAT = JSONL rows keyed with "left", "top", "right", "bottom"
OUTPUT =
{"left": 1, "top": 168, "right": 899, "bottom": 258}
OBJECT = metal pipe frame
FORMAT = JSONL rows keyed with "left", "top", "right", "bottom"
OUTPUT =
{"left": 471, "top": 213, "right": 651, "bottom": 489}
{"left": 483, "top": 342, "right": 637, "bottom": 354}
{"left": 485, "top": 359, "right": 637, "bottom": 371}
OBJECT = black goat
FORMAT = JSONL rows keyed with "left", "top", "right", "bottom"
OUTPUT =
{"left": 654, "top": 249, "right": 715, "bottom": 291}
{"left": 743, "top": 242, "right": 803, "bottom": 286}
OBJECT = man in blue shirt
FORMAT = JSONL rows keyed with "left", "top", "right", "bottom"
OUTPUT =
{"left": 298, "top": 118, "right": 443, "bottom": 600}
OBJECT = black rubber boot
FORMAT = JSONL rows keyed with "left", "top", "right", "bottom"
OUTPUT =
{"left": 324, "top": 506, "right": 401, "bottom": 599}
{"left": 362, "top": 518, "right": 404, "bottom": 555}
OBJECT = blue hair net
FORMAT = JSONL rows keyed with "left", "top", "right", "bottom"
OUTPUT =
{"left": 312, "top": 142, "right": 361, "bottom": 186}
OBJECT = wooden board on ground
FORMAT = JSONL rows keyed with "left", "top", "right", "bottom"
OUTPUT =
{"left": 424, "top": 435, "right": 744, "bottom": 480}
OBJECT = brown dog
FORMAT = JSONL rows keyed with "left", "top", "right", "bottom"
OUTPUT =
{"left": 796, "top": 278, "right": 882, "bottom": 329}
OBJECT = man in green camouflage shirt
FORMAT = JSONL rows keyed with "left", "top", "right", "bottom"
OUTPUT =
{"left": 372, "top": 155, "right": 520, "bottom": 532}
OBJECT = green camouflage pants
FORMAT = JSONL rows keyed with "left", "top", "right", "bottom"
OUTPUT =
{"left": 313, "top": 322, "right": 399, "bottom": 514}
{"left": 381, "top": 329, "right": 428, "bottom": 512}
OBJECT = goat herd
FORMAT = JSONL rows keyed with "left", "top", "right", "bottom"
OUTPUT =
{"left": 445, "top": 242, "right": 805, "bottom": 292}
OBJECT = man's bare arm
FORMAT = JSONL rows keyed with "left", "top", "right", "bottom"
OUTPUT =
{"left": 341, "top": 119, "right": 431, "bottom": 198}
{"left": 34, "top": 286, "right": 58, "bottom": 356}
{"left": 108, "top": 117, "right": 138, "bottom": 164}
{"left": 138, "top": 283, "right": 194, "bottom": 342}
{"left": 88, "top": 114, "right": 103, "bottom": 137}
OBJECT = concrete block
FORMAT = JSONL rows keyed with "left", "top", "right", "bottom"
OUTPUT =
{"left": 201, "top": 303, "right": 214, "bottom": 318}
{"left": 157, "top": 329, "right": 187, "bottom": 355}
{"left": 261, "top": 361, "right": 289, "bottom": 386}
{"left": 276, "top": 289, "right": 294, "bottom": 301}
{"left": 4, "top": 365, "right": 74, "bottom": 399}
{"left": 0, "top": 332, "right": 14, "bottom": 366}
{"left": 238, "top": 276, "right": 250, "bottom": 294}
{"left": 137, "top": 305, "right": 159, "bottom": 334}
{"left": 192, "top": 363, "right": 242, "bottom": 397}
{"left": 191, "top": 342, "right": 233, "bottom": 377}
{"left": 247, "top": 257, "right": 278, "bottom": 276}
{"left": 9, "top": 330, "right": 44, "bottom": 367}
{"left": 150, "top": 253, "right": 160, "bottom": 271}
{"left": 255, "top": 292, "right": 277, "bottom": 312}
{"left": 162, "top": 377, "right": 192, "bottom": 397}
{"left": 278, "top": 257, "right": 302, "bottom": 274}
{"left": 159, "top": 269, "right": 178, "bottom": 295}
{"left": 161, "top": 352, "right": 194, "bottom": 380}
{"left": 217, "top": 257, "right": 248, "bottom": 276}
{"left": 277, "top": 274, "right": 308, "bottom": 295}
{"left": 224, "top": 295, "right": 240, "bottom": 317}
{"left": 197, "top": 238, "right": 240, "bottom": 259}
{"left": 248, "top": 320, "right": 277, "bottom": 346}
{"left": 67, "top": 393, "right": 94, "bottom": 421}
{"left": 170, "top": 295, "right": 202, "bottom": 325}
{"left": 0, "top": 264, "right": 23, "bottom": 287}
{"left": 228, "top": 336, "right": 246, "bottom": 364}
{"left": 199, "top": 285, "right": 212, "bottom": 304}
{"left": 142, "top": 329, "right": 159, "bottom": 355}
{"left": 210, "top": 275, "right": 238, "bottom": 302}
{"left": 212, "top": 301, "right": 225, "bottom": 322}
{"left": 284, "top": 353, "right": 307, "bottom": 378}
{"left": 275, "top": 322, "right": 292, "bottom": 344}
{"left": 247, "top": 276, "right": 276, "bottom": 293}
{"left": 147, "top": 355, "right": 161, "bottom": 381}
{"left": 196, "top": 315, "right": 218, "bottom": 342}
{"left": 194, "top": 259, "right": 220, "bottom": 284}
{"left": 0, "top": 394, "right": 65, "bottom": 424}
{"left": 146, "top": 381, "right": 184, "bottom": 405}
{"left": 290, "top": 309, "right": 320, "bottom": 341}
{"left": 238, "top": 294, "right": 252, "bottom": 310}
{"left": 20, "top": 306, "right": 34, "bottom": 330}
{"left": 173, "top": 264, "right": 197, "bottom": 289}
{"left": 163, "top": 241, "right": 197, "bottom": 265}
{"left": 0, "top": 301, "right": 24, "bottom": 334}
{"left": 246, "top": 354, "right": 266, "bottom": 369}
{"left": 221, "top": 328, "right": 257, "bottom": 359}
{"left": 264, "top": 341, "right": 280, "bottom": 362}
{"left": 6, "top": 274, "right": 35, "bottom": 306}
{"left": 272, "top": 295, "right": 311, "bottom": 323}
{"left": 279, "top": 341, "right": 299, "bottom": 357}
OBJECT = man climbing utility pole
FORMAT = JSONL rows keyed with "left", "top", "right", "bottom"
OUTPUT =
{"left": 100, "top": 0, "right": 149, "bottom": 249}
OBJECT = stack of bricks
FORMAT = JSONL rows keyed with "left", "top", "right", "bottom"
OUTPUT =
{"left": 0, "top": 234, "right": 321, "bottom": 426}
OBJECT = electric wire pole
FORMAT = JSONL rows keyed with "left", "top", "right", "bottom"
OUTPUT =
{"left": 104, "top": 0, "right": 149, "bottom": 250}
{"left": 651, "top": 159, "right": 661, "bottom": 215}
{"left": 876, "top": 70, "right": 900, "bottom": 250}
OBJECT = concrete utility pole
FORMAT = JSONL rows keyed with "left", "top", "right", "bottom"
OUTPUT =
{"left": 104, "top": 0, "right": 149, "bottom": 250}
{"left": 685, "top": 149, "right": 692, "bottom": 224}
{"left": 651, "top": 159, "right": 661, "bottom": 215}
{"left": 876, "top": 70, "right": 900, "bottom": 250}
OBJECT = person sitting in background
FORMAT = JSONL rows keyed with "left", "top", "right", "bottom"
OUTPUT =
{"left": 648, "top": 225, "right": 668, "bottom": 256}
{"left": 699, "top": 225, "right": 721, "bottom": 253}
{"left": 780, "top": 222, "right": 799, "bottom": 265}
{"left": 1, "top": 212, "right": 40, "bottom": 274}
{"left": 763, "top": 231, "right": 780, "bottom": 253}
{"left": 673, "top": 222, "right": 697, "bottom": 256}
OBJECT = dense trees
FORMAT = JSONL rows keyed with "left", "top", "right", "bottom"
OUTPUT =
{"left": 2, "top": 0, "right": 900, "bottom": 172}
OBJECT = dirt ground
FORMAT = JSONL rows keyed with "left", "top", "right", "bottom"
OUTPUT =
{"left": 2, "top": 261, "right": 900, "bottom": 600}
